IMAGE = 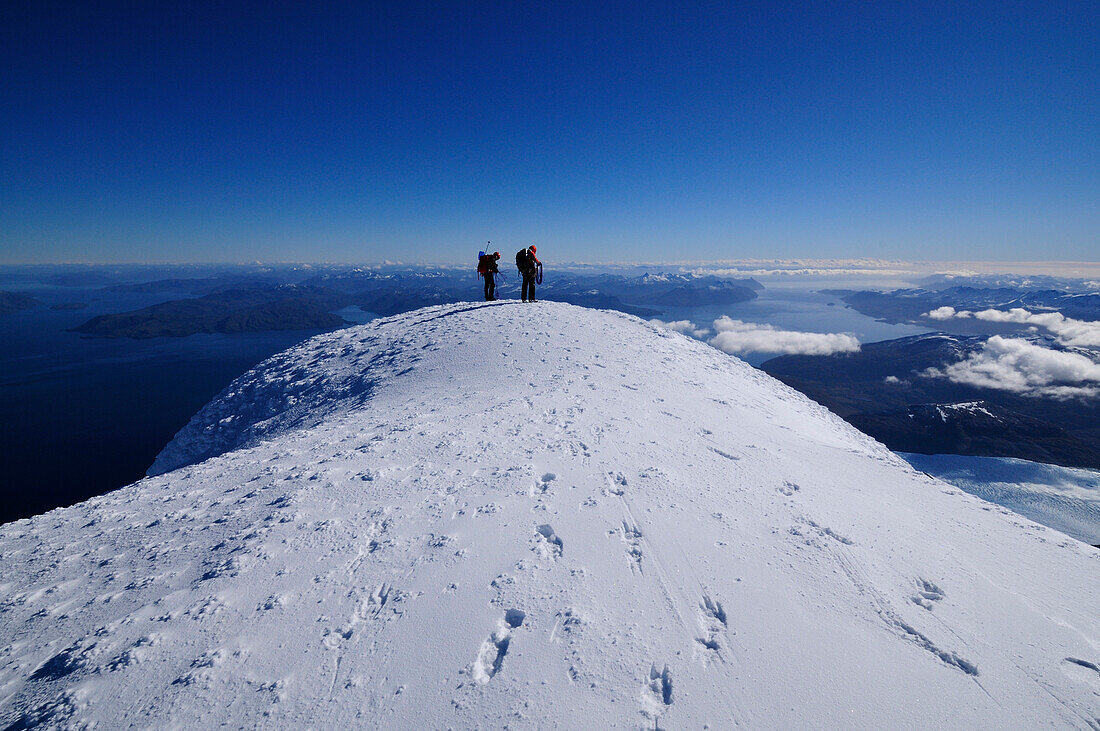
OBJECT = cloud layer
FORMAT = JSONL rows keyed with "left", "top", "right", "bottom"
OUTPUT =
{"left": 708, "top": 317, "right": 861, "bottom": 356}
{"left": 649, "top": 319, "right": 711, "bottom": 339}
{"left": 924, "top": 306, "right": 1100, "bottom": 348}
{"left": 690, "top": 267, "right": 919, "bottom": 278}
{"left": 923, "top": 336, "right": 1100, "bottom": 399}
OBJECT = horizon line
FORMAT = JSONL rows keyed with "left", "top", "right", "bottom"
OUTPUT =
{"left": 3, "top": 257, "right": 1100, "bottom": 266}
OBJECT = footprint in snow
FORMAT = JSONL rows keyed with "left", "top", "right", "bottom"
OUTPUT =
{"left": 620, "top": 522, "right": 644, "bottom": 571}
{"left": 605, "top": 471, "right": 627, "bottom": 496}
{"left": 701, "top": 594, "right": 727, "bottom": 626}
{"left": 911, "top": 579, "right": 945, "bottom": 610}
{"left": 804, "top": 519, "right": 854, "bottom": 546}
{"left": 470, "top": 610, "right": 525, "bottom": 684}
{"left": 778, "top": 481, "right": 800, "bottom": 496}
{"left": 647, "top": 663, "right": 673, "bottom": 705}
{"left": 533, "top": 524, "right": 563, "bottom": 559}
{"left": 531, "top": 472, "right": 556, "bottom": 495}
{"left": 696, "top": 594, "right": 727, "bottom": 659}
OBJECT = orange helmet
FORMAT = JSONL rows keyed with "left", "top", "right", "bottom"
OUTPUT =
{"left": 529, "top": 245, "right": 537, "bottom": 253}
{"left": 493, "top": 251, "right": 500, "bottom": 258}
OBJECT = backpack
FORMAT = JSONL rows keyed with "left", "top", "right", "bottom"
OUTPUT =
{"left": 516, "top": 249, "right": 527, "bottom": 269}
{"left": 477, "top": 251, "right": 488, "bottom": 277}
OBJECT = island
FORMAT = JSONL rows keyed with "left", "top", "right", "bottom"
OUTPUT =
{"left": 71, "top": 285, "right": 349, "bottom": 338}
{"left": 0, "top": 291, "right": 40, "bottom": 316}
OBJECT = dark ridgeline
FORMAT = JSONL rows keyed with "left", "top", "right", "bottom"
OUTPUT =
{"left": 71, "top": 285, "right": 349, "bottom": 338}
{"left": 830, "top": 286, "right": 1100, "bottom": 328}
{"left": 762, "top": 333, "right": 1100, "bottom": 469}
{"left": 69, "top": 271, "right": 761, "bottom": 331}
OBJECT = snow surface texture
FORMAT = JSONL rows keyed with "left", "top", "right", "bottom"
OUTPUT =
{"left": 901, "top": 452, "right": 1100, "bottom": 546}
{"left": 2, "top": 301, "right": 1099, "bottom": 728}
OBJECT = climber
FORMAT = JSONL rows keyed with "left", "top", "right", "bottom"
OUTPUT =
{"left": 478, "top": 251, "right": 501, "bottom": 301}
{"left": 515, "top": 245, "right": 541, "bottom": 302}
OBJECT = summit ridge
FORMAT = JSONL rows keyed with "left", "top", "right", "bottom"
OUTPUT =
{"left": 1, "top": 301, "right": 1097, "bottom": 728}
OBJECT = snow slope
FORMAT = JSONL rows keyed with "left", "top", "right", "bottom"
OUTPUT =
{"left": 1, "top": 301, "right": 1098, "bottom": 728}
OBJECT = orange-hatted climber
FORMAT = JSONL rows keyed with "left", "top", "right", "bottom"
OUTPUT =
{"left": 515, "top": 244, "right": 542, "bottom": 302}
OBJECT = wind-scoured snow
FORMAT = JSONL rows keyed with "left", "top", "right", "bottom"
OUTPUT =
{"left": 2, "top": 301, "right": 1098, "bottom": 728}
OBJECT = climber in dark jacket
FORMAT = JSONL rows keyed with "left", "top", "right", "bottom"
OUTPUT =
{"left": 516, "top": 245, "right": 541, "bottom": 302}
{"left": 479, "top": 251, "right": 501, "bottom": 301}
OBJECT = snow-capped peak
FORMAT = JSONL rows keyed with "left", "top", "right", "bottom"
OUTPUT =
{"left": 940, "top": 401, "right": 999, "bottom": 420}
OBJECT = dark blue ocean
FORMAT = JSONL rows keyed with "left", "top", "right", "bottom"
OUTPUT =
{"left": 0, "top": 283, "right": 359, "bottom": 524}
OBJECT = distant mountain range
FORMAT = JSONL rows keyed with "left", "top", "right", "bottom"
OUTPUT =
{"left": 68, "top": 270, "right": 761, "bottom": 337}
{"left": 303, "top": 269, "right": 760, "bottom": 317}
{"left": 829, "top": 286, "right": 1100, "bottom": 327}
{"left": 849, "top": 402, "right": 1100, "bottom": 468}
{"left": 71, "top": 285, "right": 349, "bottom": 338}
{"left": 762, "top": 333, "right": 1100, "bottom": 469}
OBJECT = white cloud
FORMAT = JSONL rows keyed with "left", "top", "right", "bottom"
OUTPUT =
{"left": 649, "top": 319, "right": 710, "bottom": 339}
{"left": 972, "top": 308, "right": 1058, "bottom": 325}
{"left": 974, "top": 309, "right": 1100, "bottom": 348}
{"left": 708, "top": 317, "right": 860, "bottom": 356}
{"left": 927, "top": 306, "right": 1100, "bottom": 348}
{"left": 925, "top": 306, "right": 966, "bottom": 320}
{"left": 923, "top": 336, "right": 1100, "bottom": 399}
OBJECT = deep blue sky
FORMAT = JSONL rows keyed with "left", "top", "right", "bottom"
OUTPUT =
{"left": 2, "top": 1, "right": 1097, "bottom": 264}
